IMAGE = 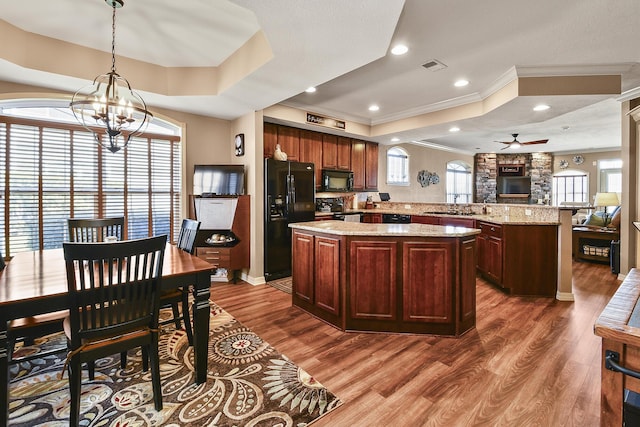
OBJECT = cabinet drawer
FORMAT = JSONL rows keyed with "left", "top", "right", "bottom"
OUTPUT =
{"left": 478, "top": 222, "right": 502, "bottom": 238}
{"left": 196, "top": 247, "right": 231, "bottom": 267}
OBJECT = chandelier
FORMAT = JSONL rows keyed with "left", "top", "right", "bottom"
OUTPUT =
{"left": 70, "top": 0, "right": 152, "bottom": 153}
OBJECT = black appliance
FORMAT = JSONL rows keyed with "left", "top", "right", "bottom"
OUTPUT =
{"left": 264, "top": 158, "right": 315, "bottom": 280}
{"left": 322, "top": 169, "right": 353, "bottom": 192}
{"left": 382, "top": 213, "right": 411, "bottom": 223}
{"left": 497, "top": 176, "right": 531, "bottom": 195}
{"left": 193, "top": 164, "right": 245, "bottom": 196}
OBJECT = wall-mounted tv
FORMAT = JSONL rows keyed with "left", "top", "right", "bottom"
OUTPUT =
{"left": 194, "top": 164, "right": 245, "bottom": 196}
{"left": 497, "top": 176, "right": 531, "bottom": 195}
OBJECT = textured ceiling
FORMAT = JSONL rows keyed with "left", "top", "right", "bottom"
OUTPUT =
{"left": 1, "top": 0, "right": 639, "bottom": 154}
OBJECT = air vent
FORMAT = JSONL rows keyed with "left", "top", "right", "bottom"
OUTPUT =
{"left": 422, "top": 59, "right": 447, "bottom": 71}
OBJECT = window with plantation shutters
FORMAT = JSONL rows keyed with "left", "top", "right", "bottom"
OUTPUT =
{"left": 0, "top": 113, "right": 181, "bottom": 257}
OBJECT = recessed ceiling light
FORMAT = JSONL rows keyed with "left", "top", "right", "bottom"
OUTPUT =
{"left": 562, "top": 125, "right": 570, "bottom": 131}
{"left": 449, "top": 126, "right": 460, "bottom": 132}
{"left": 305, "top": 86, "right": 316, "bottom": 93}
{"left": 391, "top": 44, "right": 408, "bottom": 55}
{"left": 391, "top": 137, "right": 400, "bottom": 142}
{"left": 454, "top": 79, "right": 469, "bottom": 87}
{"left": 533, "top": 104, "right": 550, "bottom": 111}
{"left": 369, "top": 104, "right": 380, "bottom": 112}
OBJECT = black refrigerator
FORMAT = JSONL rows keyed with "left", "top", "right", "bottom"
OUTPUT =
{"left": 264, "top": 158, "right": 315, "bottom": 281}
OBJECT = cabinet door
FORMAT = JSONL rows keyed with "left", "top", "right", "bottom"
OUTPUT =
{"left": 278, "top": 125, "right": 300, "bottom": 161}
{"left": 337, "top": 136, "right": 351, "bottom": 170}
{"left": 351, "top": 140, "right": 366, "bottom": 190}
{"left": 292, "top": 231, "right": 314, "bottom": 303}
{"left": 349, "top": 240, "right": 397, "bottom": 321}
{"left": 365, "top": 142, "right": 378, "bottom": 190}
{"left": 264, "top": 122, "right": 278, "bottom": 158}
{"left": 299, "top": 129, "right": 323, "bottom": 189}
{"left": 476, "top": 233, "right": 488, "bottom": 271}
{"left": 322, "top": 134, "right": 338, "bottom": 169}
{"left": 412, "top": 215, "right": 440, "bottom": 225}
{"left": 402, "top": 241, "right": 453, "bottom": 323}
{"left": 314, "top": 236, "right": 340, "bottom": 315}
{"left": 486, "top": 236, "right": 503, "bottom": 284}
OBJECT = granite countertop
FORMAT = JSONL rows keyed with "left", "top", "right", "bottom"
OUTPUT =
{"left": 290, "top": 220, "right": 481, "bottom": 237}
{"left": 352, "top": 209, "right": 560, "bottom": 225}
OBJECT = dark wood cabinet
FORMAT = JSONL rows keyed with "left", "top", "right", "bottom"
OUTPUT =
{"left": 263, "top": 122, "right": 278, "bottom": 158}
{"left": 349, "top": 240, "right": 397, "bottom": 321}
{"left": 314, "top": 235, "right": 341, "bottom": 315}
{"left": 476, "top": 220, "right": 557, "bottom": 297}
{"left": 362, "top": 213, "right": 382, "bottom": 223}
{"left": 263, "top": 123, "right": 378, "bottom": 192}
{"left": 292, "top": 231, "right": 342, "bottom": 323}
{"left": 411, "top": 215, "right": 441, "bottom": 225}
{"left": 402, "top": 241, "right": 453, "bottom": 323}
{"left": 291, "top": 227, "right": 477, "bottom": 336}
{"left": 322, "top": 134, "right": 338, "bottom": 169}
{"left": 299, "top": 129, "right": 323, "bottom": 189}
{"left": 476, "top": 221, "right": 503, "bottom": 285}
{"left": 351, "top": 140, "right": 366, "bottom": 190}
{"left": 277, "top": 125, "right": 300, "bottom": 161}
{"left": 292, "top": 231, "right": 314, "bottom": 304}
{"left": 337, "top": 136, "right": 351, "bottom": 170}
{"left": 365, "top": 142, "right": 378, "bottom": 190}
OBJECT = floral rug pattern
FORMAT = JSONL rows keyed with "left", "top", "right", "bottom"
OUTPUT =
{"left": 8, "top": 302, "right": 342, "bottom": 426}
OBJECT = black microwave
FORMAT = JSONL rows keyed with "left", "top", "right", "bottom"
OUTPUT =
{"left": 322, "top": 169, "right": 354, "bottom": 192}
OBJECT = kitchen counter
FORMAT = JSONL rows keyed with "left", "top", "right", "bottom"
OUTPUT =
{"left": 290, "top": 220, "right": 480, "bottom": 237}
{"left": 290, "top": 220, "right": 478, "bottom": 336}
{"left": 359, "top": 209, "right": 559, "bottom": 225}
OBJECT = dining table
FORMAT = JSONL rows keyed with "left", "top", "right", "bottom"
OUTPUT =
{"left": 0, "top": 243, "right": 215, "bottom": 424}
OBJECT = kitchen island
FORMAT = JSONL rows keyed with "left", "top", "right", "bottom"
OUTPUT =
{"left": 289, "top": 220, "right": 480, "bottom": 336}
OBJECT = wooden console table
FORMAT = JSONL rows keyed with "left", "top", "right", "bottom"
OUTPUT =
{"left": 595, "top": 269, "right": 640, "bottom": 426}
{"left": 572, "top": 227, "right": 619, "bottom": 263}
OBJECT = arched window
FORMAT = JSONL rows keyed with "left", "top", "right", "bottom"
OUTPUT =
{"left": 0, "top": 99, "right": 182, "bottom": 256}
{"left": 552, "top": 170, "right": 588, "bottom": 205}
{"left": 386, "top": 146, "right": 409, "bottom": 185}
{"left": 446, "top": 161, "right": 472, "bottom": 203}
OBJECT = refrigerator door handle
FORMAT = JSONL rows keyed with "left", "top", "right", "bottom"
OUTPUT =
{"left": 290, "top": 175, "right": 296, "bottom": 208}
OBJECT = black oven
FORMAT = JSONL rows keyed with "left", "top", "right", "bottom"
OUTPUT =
{"left": 322, "top": 169, "right": 353, "bottom": 192}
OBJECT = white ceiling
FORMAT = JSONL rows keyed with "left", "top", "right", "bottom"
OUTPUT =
{"left": 2, "top": 0, "right": 639, "bottom": 154}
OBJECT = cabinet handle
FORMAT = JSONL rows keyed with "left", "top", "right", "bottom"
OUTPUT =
{"left": 490, "top": 227, "right": 495, "bottom": 232}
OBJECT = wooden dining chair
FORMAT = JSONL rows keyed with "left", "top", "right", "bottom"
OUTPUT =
{"left": 68, "top": 217, "right": 125, "bottom": 242}
{"left": 62, "top": 235, "right": 167, "bottom": 425}
{"left": 159, "top": 218, "right": 200, "bottom": 346}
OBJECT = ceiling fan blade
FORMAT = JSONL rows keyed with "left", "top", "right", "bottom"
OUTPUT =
{"left": 495, "top": 141, "right": 511, "bottom": 144}
{"left": 500, "top": 145, "right": 511, "bottom": 150}
{"left": 521, "top": 139, "right": 549, "bottom": 145}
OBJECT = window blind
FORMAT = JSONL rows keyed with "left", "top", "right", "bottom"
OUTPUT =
{"left": 0, "top": 115, "right": 181, "bottom": 256}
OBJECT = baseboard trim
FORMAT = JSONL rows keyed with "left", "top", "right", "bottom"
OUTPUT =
{"left": 555, "top": 291, "right": 575, "bottom": 302}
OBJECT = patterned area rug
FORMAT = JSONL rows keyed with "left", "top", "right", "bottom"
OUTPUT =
{"left": 267, "top": 277, "right": 292, "bottom": 294}
{"left": 8, "top": 302, "right": 341, "bottom": 426}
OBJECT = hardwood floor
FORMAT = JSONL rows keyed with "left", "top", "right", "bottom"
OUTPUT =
{"left": 211, "top": 261, "right": 620, "bottom": 426}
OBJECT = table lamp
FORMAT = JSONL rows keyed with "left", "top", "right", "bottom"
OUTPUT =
{"left": 594, "top": 192, "right": 620, "bottom": 226}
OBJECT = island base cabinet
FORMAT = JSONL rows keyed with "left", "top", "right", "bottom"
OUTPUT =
{"left": 291, "top": 231, "right": 343, "bottom": 327}
{"left": 349, "top": 241, "right": 397, "bottom": 322}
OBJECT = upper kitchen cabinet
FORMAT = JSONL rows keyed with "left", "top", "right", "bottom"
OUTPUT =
{"left": 263, "top": 123, "right": 299, "bottom": 160}
{"left": 277, "top": 126, "right": 300, "bottom": 161}
{"left": 322, "top": 134, "right": 338, "bottom": 169}
{"left": 299, "top": 129, "right": 323, "bottom": 189}
{"left": 351, "top": 139, "right": 366, "bottom": 191}
{"left": 337, "top": 136, "right": 351, "bottom": 170}
{"left": 264, "top": 122, "right": 278, "bottom": 158}
{"left": 365, "top": 141, "right": 378, "bottom": 190}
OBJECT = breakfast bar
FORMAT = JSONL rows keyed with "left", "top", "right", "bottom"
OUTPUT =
{"left": 289, "top": 220, "right": 480, "bottom": 336}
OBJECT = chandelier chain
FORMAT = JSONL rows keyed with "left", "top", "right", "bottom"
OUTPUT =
{"left": 111, "top": 4, "right": 117, "bottom": 73}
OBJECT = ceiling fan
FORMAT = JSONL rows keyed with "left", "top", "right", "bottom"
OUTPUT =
{"left": 497, "top": 133, "right": 549, "bottom": 150}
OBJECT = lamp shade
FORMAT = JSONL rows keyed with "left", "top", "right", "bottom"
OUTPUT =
{"left": 594, "top": 192, "right": 620, "bottom": 207}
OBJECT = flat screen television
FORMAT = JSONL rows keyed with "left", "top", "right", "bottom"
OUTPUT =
{"left": 498, "top": 176, "right": 531, "bottom": 195}
{"left": 193, "top": 164, "right": 245, "bottom": 196}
